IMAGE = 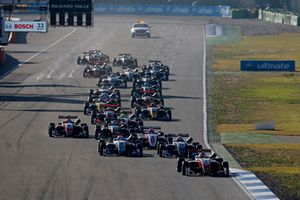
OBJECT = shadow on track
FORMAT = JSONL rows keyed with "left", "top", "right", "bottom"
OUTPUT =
{"left": 0, "top": 108, "right": 84, "bottom": 113}
{"left": 0, "top": 95, "right": 85, "bottom": 104}
{"left": 163, "top": 95, "right": 202, "bottom": 100}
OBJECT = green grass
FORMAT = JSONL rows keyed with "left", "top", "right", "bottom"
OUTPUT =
{"left": 226, "top": 144, "right": 300, "bottom": 200}
{"left": 208, "top": 26, "right": 300, "bottom": 200}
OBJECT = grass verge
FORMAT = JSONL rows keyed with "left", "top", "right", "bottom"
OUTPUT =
{"left": 207, "top": 26, "right": 300, "bottom": 200}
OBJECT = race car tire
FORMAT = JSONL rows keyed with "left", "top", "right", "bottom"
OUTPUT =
{"left": 165, "top": 75, "right": 169, "bottom": 81}
{"left": 83, "top": 102, "right": 89, "bottom": 115}
{"left": 210, "top": 161, "right": 219, "bottom": 176}
{"left": 83, "top": 126, "right": 89, "bottom": 138}
{"left": 223, "top": 161, "right": 230, "bottom": 177}
{"left": 167, "top": 110, "right": 172, "bottom": 121}
{"left": 147, "top": 33, "right": 150, "bottom": 38}
{"left": 138, "top": 144, "right": 143, "bottom": 157}
{"left": 131, "top": 33, "right": 135, "bottom": 38}
{"left": 91, "top": 112, "right": 97, "bottom": 124}
{"left": 177, "top": 157, "right": 185, "bottom": 172}
{"left": 124, "top": 81, "right": 127, "bottom": 88}
{"left": 181, "top": 161, "right": 187, "bottom": 175}
{"left": 98, "top": 141, "right": 105, "bottom": 156}
{"left": 134, "top": 59, "right": 138, "bottom": 67}
{"left": 159, "top": 144, "right": 165, "bottom": 157}
{"left": 156, "top": 143, "right": 160, "bottom": 155}
{"left": 48, "top": 124, "right": 54, "bottom": 137}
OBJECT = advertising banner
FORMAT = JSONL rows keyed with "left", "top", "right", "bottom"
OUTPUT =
{"left": 94, "top": 4, "right": 230, "bottom": 17}
{"left": 49, "top": 0, "right": 92, "bottom": 12}
{"left": 241, "top": 60, "right": 296, "bottom": 72}
{"left": 4, "top": 21, "right": 47, "bottom": 33}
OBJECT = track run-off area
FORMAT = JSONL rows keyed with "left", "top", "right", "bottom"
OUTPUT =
{"left": 0, "top": 15, "right": 251, "bottom": 200}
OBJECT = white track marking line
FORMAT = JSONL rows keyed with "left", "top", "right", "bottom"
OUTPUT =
{"left": 69, "top": 69, "right": 75, "bottom": 78}
{"left": 0, "top": 28, "right": 77, "bottom": 79}
{"left": 36, "top": 73, "right": 45, "bottom": 81}
{"left": 58, "top": 73, "right": 66, "bottom": 80}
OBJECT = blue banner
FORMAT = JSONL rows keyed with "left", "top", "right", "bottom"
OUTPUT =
{"left": 94, "top": 4, "right": 230, "bottom": 17}
{"left": 241, "top": 60, "right": 296, "bottom": 72}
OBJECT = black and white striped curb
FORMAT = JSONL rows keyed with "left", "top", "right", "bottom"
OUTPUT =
{"left": 231, "top": 168, "right": 279, "bottom": 200}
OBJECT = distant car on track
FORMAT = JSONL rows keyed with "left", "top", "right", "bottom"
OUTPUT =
{"left": 131, "top": 21, "right": 151, "bottom": 38}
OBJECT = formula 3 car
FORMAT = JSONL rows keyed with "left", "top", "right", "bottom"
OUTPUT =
{"left": 48, "top": 115, "right": 89, "bottom": 138}
{"left": 113, "top": 53, "right": 138, "bottom": 68}
{"left": 157, "top": 134, "right": 202, "bottom": 158}
{"left": 177, "top": 149, "right": 230, "bottom": 177}
{"left": 98, "top": 135, "right": 143, "bottom": 157}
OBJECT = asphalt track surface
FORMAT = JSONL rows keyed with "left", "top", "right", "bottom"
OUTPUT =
{"left": 0, "top": 15, "right": 250, "bottom": 200}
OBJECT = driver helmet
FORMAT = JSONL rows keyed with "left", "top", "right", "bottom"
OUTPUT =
{"left": 176, "top": 136, "right": 184, "bottom": 142}
{"left": 148, "top": 128, "right": 155, "bottom": 134}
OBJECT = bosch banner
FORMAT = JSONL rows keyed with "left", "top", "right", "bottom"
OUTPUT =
{"left": 241, "top": 60, "right": 296, "bottom": 72}
{"left": 4, "top": 21, "right": 47, "bottom": 33}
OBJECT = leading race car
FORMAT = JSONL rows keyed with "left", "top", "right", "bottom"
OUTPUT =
{"left": 48, "top": 115, "right": 89, "bottom": 138}
{"left": 77, "top": 50, "right": 110, "bottom": 65}
{"left": 177, "top": 149, "right": 230, "bottom": 177}
{"left": 113, "top": 53, "right": 138, "bottom": 68}
{"left": 98, "top": 135, "right": 143, "bottom": 157}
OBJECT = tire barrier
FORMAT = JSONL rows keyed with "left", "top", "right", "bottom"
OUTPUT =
{"left": 259, "top": 9, "right": 300, "bottom": 26}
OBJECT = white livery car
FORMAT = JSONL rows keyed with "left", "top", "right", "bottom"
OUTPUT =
{"left": 131, "top": 21, "right": 150, "bottom": 38}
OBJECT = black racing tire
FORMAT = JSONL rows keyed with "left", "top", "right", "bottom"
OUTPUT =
{"left": 83, "top": 102, "right": 89, "bottom": 115}
{"left": 177, "top": 157, "right": 185, "bottom": 172}
{"left": 48, "top": 125, "right": 54, "bottom": 137}
{"left": 223, "top": 161, "right": 230, "bottom": 177}
{"left": 147, "top": 33, "right": 150, "bottom": 38}
{"left": 167, "top": 110, "right": 172, "bottom": 121}
{"left": 156, "top": 143, "right": 160, "bottom": 155}
{"left": 138, "top": 144, "right": 143, "bottom": 157}
{"left": 124, "top": 81, "right": 127, "bottom": 88}
{"left": 84, "top": 126, "right": 89, "bottom": 138}
{"left": 131, "top": 33, "right": 135, "bottom": 38}
{"left": 98, "top": 141, "right": 105, "bottom": 156}
{"left": 182, "top": 161, "right": 187, "bottom": 176}
{"left": 91, "top": 112, "right": 96, "bottom": 124}
{"left": 210, "top": 161, "right": 219, "bottom": 176}
{"left": 159, "top": 144, "right": 165, "bottom": 157}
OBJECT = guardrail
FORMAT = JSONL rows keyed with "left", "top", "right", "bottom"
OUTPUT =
{"left": 94, "top": 4, "right": 231, "bottom": 17}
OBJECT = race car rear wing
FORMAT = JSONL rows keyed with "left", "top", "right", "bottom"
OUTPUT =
{"left": 58, "top": 115, "right": 78, "bottom": 119}
{"left": 119, "top": 53, "right": 131, "bottom": 56}
{"left": 142, "top": 126, "right": 161, "bottom": 130}
{"left": 201, "top": 149, "right": 212, "bottom": 153}
{"left": 148, "top": 60, "right": 161, "bottom": 63}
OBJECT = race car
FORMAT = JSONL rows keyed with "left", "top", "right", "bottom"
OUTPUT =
{"left": 77, "top": 50, "right": 110, "bottom": 65}
{"left": 157, "top": 134, "right": 202, "bottom": 158}
{"left": 134, "top": 105, "right": 171, "bottom": 121}
{"left": 121, "top": 68, "right": 142, "bottom": 81}
{"left": 113, "top": 53, "right": 138, "bottom": 68}
{"left": 131, "top": 95, "right": 163, "bottom": 108}
{"left": 142, "top": 60, "right": 170, "bottom": 81}
{"left": 131, "top": 21, "right": 151, "bottom": 38}
{"left": 177, "top": 149, "right": 230, "bottom": 177}
{"left": 48, "top": 115, "right": 89, "bottom": 138}
{"left": 98, "top": 135, "right": 143, "bottom": 157}
{"left": 97, "top": 77, "right": 127, "bottom": 88}
{"left": 83, "top": 64, "right": 112, "bottom": 78}
{"left": 138, "top": 128, "right": 166, "bottom": 149}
